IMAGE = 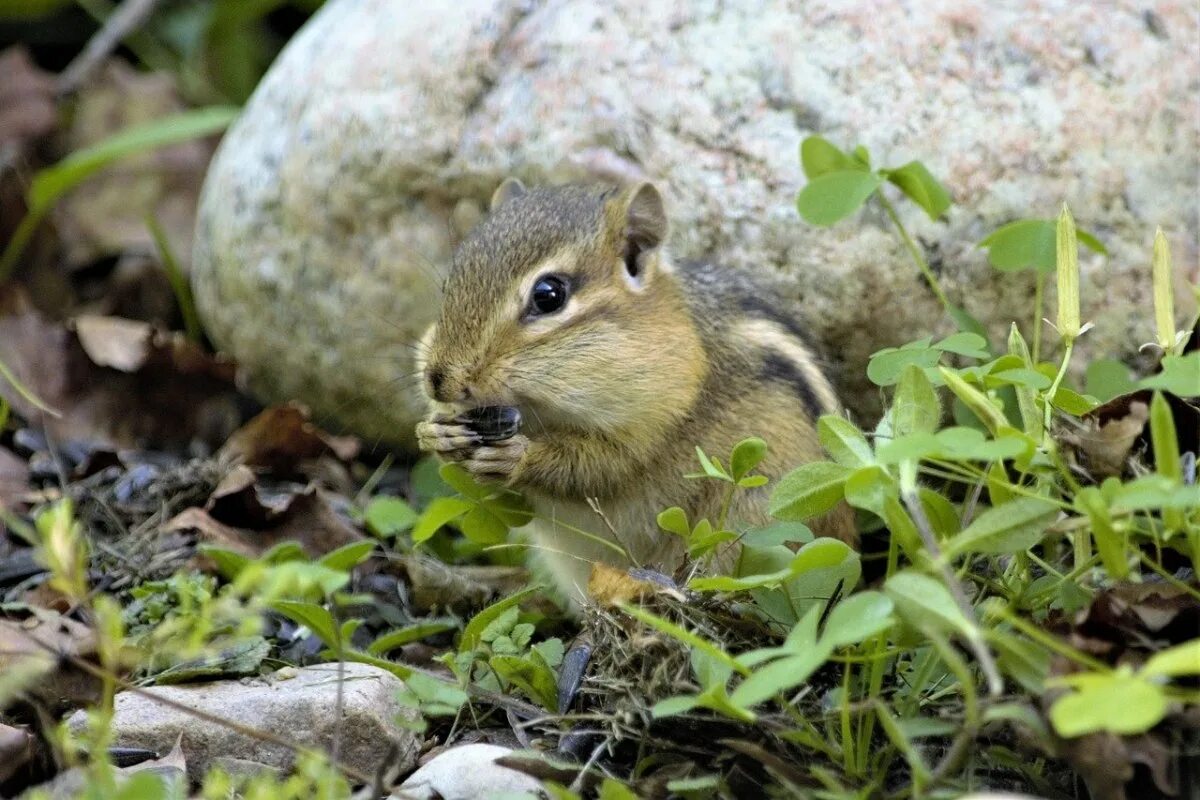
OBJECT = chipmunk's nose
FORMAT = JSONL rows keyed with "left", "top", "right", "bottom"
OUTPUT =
{"left": 426, "top": 365, "right": 472, "bottom": 403}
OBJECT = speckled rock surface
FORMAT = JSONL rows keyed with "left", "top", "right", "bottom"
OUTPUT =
{"left": 394, "top": 744, "right": 543, "bottom": 800}
{"left": 67, "top": 663, "right": 420, "bottom": 782}
{"left": 193, "top": 0, "right": 1199, "bottom": 440}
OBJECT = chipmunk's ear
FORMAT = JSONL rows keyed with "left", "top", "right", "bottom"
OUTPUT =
{"left": 490, "top": 177, "right": 527, "bottom": 211}
{"left": 610, "top": 182, "right": 668, "bottom": 285}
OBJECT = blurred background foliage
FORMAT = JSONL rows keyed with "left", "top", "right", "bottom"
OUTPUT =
{"left": 0, "top": 0, "right": 324, "bottom": 103}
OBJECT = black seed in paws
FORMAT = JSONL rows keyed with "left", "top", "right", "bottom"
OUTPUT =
{"left": 458, "top": 406, "right": 521, "bottom": 442}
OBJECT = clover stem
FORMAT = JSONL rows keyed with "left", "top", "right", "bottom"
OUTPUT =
{"left": 1031, "top": 271, "right": 1045, "bottom": 363}
{"left": 878, "top": 193, "right": 953, "bottom": 317}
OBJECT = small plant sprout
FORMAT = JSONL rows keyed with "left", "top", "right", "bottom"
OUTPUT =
{"left": 1148, "top": 227, "right": 1190, "bottom": 355}
{"left": 1043, "top": 204, "right": 1092, "bottom": 438}
{"left": 796, "top": 136, "right": 981, "bottom": 336}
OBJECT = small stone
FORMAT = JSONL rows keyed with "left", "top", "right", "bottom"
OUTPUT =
{"left": 67, "top": 663, "right": 420, "bottom": 782}
{"left": 395, "top": 743, "right": 543, "bottom": 800}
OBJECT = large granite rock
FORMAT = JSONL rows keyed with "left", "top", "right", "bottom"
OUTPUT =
{"left": 193, "top": 0, "right": 1198, "bottom": 443}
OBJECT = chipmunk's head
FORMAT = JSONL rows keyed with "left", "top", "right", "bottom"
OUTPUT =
{"left": 420, "top": 180, "right": 705, "bottom": 435}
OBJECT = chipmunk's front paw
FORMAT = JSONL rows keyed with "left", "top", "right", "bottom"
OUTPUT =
{"left": 417, "top": 416, "right": 529, "bottom": 484}
{"left": 461, "top": 434, "right": 529, "bottom": 484}
{"left": 416, "top": 417, "right": 480, "bottom": 462}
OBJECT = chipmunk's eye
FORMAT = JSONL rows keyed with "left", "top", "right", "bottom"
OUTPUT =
{"left": 529, "top": 274, "right": 569, "bottom": 316}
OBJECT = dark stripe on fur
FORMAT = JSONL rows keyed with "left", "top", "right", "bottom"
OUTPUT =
{"left": 761, "top": 350, "right": 823, "bottom": 419}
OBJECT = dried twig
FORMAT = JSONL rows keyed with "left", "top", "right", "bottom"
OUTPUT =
{"left": 58, "top": 0, "right": 164, "bottom": 95}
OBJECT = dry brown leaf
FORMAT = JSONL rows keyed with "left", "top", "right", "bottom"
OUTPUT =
{"left": 218, "top": 403, "right": 361, "bottom": 475}
{"left": 0, "top": 608, "right": 103, "bottom": 712}
{"left": 1069, "top": 400, "right": 1149, "bottom": 479}
{"left": 0, "top": 288, "right": 241, "bottom": 451}
{"left": 168, "top": 482, "right": 365, "bottom": 563}
{"left": 0, "top": 446, "right": 30, "bottom": 510}
{"left": 72, "top": 314, "right": 155, "bottom": 372}
{"left": 0, "top": 47, "right": 56, "bottom": 148}
{"left": 587, "top": 563, "right": 660, "bottom": 606}
{"left": 0, "top": 722, "right": 36, "bottom": 784}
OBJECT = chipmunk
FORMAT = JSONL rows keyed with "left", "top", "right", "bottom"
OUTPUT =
{"left": 416, "top": 180, "right": 856, "bottom": 605}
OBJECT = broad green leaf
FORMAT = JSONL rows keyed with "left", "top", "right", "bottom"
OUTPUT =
{"left": 198, "top": 545, "right": 251, "bottom": 581}
{"left": 438, "top": 463, "right": 491, "bottom": 500}
{"left": 410, "top": 456, "right": 454, "bottom": 503}
{"left": 881, "top": 496, "right": 921, "bottom": 557}
{"left": 1049, "top": 386, "right": 1098, "bottom": 416}
{"left": 948, "top": 304, "right": 992, "bottom": 348}
{"left": 1149, "top": 391, "right": 1185, "bottom": 532}
{"left": 460, "top": 587, "right": 540, "bottom": 651}
{"left": 364, "top": 496, "right": 418, "bottom": 538}
{"left": 694, "top": 447, "right": 732, "bottom": 481}
{"left": 411, "top": 496, "right": 473, "bottom": 544}
{"left": 113, "top": 772, "right": 173, "bottom": 800}
{"left": 1139, "top": 353, "right": 1200, "bottom": 397}
{"left": 741, "top": 521, "right": 814, "bottom": 547}
{"left": 934, "top": 332, "right": 990, "bottom": 359}
{"left": 1142, "top": 640, "right": 1200, "bottom": 677}
{"left": 945, "top": 497, "right": 1058, "bottom": 557}
{"left": 989, "top": 368, "right": 1052, "bottom": 391}
{"left": 730, "top": 648, "right": 829, "bottom": 708}
{"left": 867, "top": 344, "right": 942, "bottom": 387}
{"left": 844, "top": 465, "right": 896, "bottom": 516}
{"left": 800, "top": 136, "right": 862, "bottom": 178}
{"left": 696, "top": 681, "right": 748, "bottom": 724}
{"left": 458, "top": 505, "right": 510, "bottom": 545}
{"left": 796, "top": 171, "right": 884, "bottom": 226}
{"left": 652, "top": 695, "right": 701, "bottom": 718}
{"left": 770, "top": 461, "right": 850, "bottom": 520}
{"left": 821, "top": 591, "right": 894, "bottom": 648}
{"left": 491, "top": 652, "right": 559, "bottom": 710}
{"left": 875, "top": 433, "right": 941, "bottom": 465}
{"left": 884, "top": 160, "right": 951, "bottom": 220}
{"left": 991, "top": 634, "right": 1051, "bottom": 695}
{"left": 1110, "top": 474, "right": 1187, "bottom": 511}
{"left": 367, "top": 621, "right": 458, "bottom": 655}
{"left": 884, "top": 571, "right": 972, "bottom": 638}
{"left": 1074, "top": 487, "right": 1127, "bottom": 579}
{"left": 919, "top": 488, "right": 960, "bottom": 540}
{"left": 979, "top": 219, "right": 1106, "bottom": 274}
{"left": 317, "top": 540, "right": 376, "bottom": 572}
{"left": 1049, "top": 669, "right": 1167, "bottom": 737}
{"left": 893, "top": 364, "right": 940, "bottom": 437}
{"left": 598, "top": 779, "right": 642, "bottom": 800}
{"left": 935, "top": 426, "right": 1030, "bottom": 461}
{"left": 780, "top": 539, "right": 861, "bottom": 622}
{"left": 818, "top": 415, "right": 873, "bottom": 468}
{"left": 271, "top": 600, "right": 339, "bottom": 648}
{"left": 1085, "top": 359, "right": 1136, "bottom": 403}
{"left": 730, "top": 437, "right": 767, "bottom": 481}
{"left": 1149, "top": 392, "right": 1183, "bottom": 484}
{"left": 657, "top": 506, "right": 691, "bottom": 538}
{"left": 692, "top": 647, "right": 734, "bottom": 690}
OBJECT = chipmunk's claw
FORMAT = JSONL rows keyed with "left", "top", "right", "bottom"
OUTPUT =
{"left": 461, "top": 434, "right": 529, "bottom": 483}
{"left": 417, "top": 416, "right": 528, "bottom": 484}
{"left": 416, "top": 419, "right": 479, "bottom": 461}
